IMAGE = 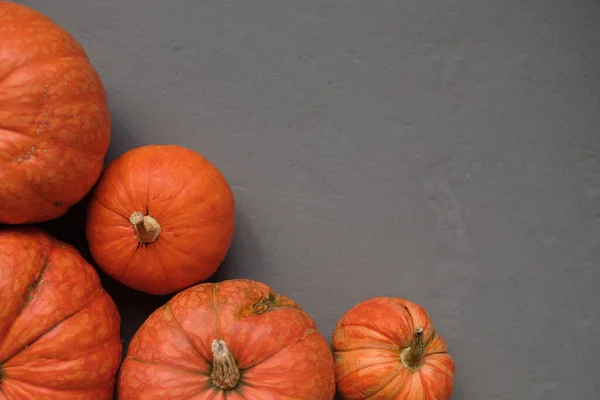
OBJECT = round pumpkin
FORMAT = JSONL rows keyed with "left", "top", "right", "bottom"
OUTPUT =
{"left": 0, "top": 2, "right": 111, "bottom": 224}
{"left": 0, "top": 227, "right": 122, "bottom": 399}
{"left": 332, "top": 297, "right": 455, "bottom": 400}
{"left": 85, "top": 144, "right": 235, "bottom": 295}
{"left": 118, "top": 279, "right": 336, "bottom": 399}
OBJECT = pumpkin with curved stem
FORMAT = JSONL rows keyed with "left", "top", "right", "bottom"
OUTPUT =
{"left": 117, "top": 279, "right": 336, "bottom": 399}
{"left": 0, "top": 227, "right": 122, "bottom": 399}
{"left": 85, "top": 144, "right": 235, "bottom": 295}
{"left": 332, "top": 297, "right": 455, "bottom": 399}
{"left": 0, "top": 2, "right": 111, "bottom": 224}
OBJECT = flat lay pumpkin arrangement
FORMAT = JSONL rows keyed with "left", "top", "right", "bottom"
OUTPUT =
{"left": 0, "top": 2, "right": 455, "bottom": 399}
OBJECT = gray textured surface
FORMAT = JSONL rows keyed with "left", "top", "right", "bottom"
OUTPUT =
{"left": 22, "top": 0, "right": 600, "bottom": 398}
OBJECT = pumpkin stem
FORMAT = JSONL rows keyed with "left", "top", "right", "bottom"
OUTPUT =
{"left": 400, "top": 326, "right": 427, "bottom": 371}
{"left": 211, "top": 339, "right": 240, "bottom": 390}
{"left": 130, "top": 211, "right": 161, "bottom": 243}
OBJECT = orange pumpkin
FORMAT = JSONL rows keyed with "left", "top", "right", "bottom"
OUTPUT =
{"left": 118, "top": 279, "right": 336, "bottom": 399}
{"left": 332, "top": 297, "right": 455, "bottom": 399}
{"left": 0, "top": 227, "right": 122, "bottom": 399}
{"left": 0, "top": 2, "right": 111, "bottom": 224}
{"left": 86, "top": 144, "right": 235, "bottom": 295}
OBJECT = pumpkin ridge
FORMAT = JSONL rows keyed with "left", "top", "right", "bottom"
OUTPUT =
{"left": 397, "top": 302, "right": 415, "bottom": 327}
{"left": 333, "top": 344, "right": 399, "bottom": 353}
{"left": 397, "top": 301, "right": 437, "bottom": 347}
{"left": 125, "top": 356, "right": 203, "bottom": 375}
{"left": 424, "top": 349, "right": 449, "bottom": 357}
{"left": 30, "top": 125, "right": 109, "bottom": 158}
{"left": 37, "top": 134, "right": 109, "bottom": 158}
{"left": 361, "top": 364, "right": 405, "bottom": 400}
{"left": 396, "top": 302, "right": 434, "bottom": 343}
{"left": 113, "top": 240, "right": 142, "bottom": 282}
{"left": 421, "top": 354, "right": 455, "bottom": 377}
{"left": 5, "top": 336, "right": 122, "bottom": 390}
{"left": 0, "top": 376, "right": 115, "bottom": 398}
{"left": 0, "top": 126, "right": 31, "bottom": 143}
{"left": 0, "top": 254, "right": 50, "bottom": 347}
{"left": 0, "top": 54, "right": 89, "bottom": 84}
{"left": 11, "top": 165, "right": 56, "bottom": 205}
{"left": 26, "top": 77, "right": 107, "bottom": 112}
{"left": 420, "top": 370, "right": 433, "bottom": 399}
{"left": 212, "top": 284, "right": 223, "bottom": 339}
{"left": 243, "top": 328, "right": 319, "bottom": 371}
{"left": 7, "top": 148, "right": 100, "bottom": 210}
{"left": 1, "top": 289, "right": 103, "bottom": 365}
{"left": 18, "top": 256, "right": 50, "bottom": 310}
{"left": 162, "top": 304, "right": 207, "bottom": 364}
{"left": 389, "top": 372, "right": 411, "bottom": 399}
{"left": 150, "top": 246, "right": 175, "bottom": 288}
{"left": 335, "top": 323, "right": 398, "bottom": 346}
{"left": 95, "top": 200, "right": 130, "bottom": 222}
{"left": 2, "top": 68, "right": 107, "bottom": 130}
{"left": 421, "top": 332, "right": 447, "bottom": 356}
{"left": 339, "top": 358, "right": 400, "bottom": 384}
{"left": 2, "top": 74, "right": 109, "bottom": 157}
{"left": 144, "top": 159, "right": 153, "bottom": 216}
{"left": 184, "top": 387, "right": 215, "bottom": 399}
{"left": 0, "top": 138, "right": 37, "bottom": 165}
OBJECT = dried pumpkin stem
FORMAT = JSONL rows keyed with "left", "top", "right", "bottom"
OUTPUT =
{"left": 400, "top": 326, "right": 427, "bottom": 371}
{"left": 211, "top": 339, "right": 240, "bottom": 390}
{"left": 130, "top": 211, "right": 161, "bottom": 243}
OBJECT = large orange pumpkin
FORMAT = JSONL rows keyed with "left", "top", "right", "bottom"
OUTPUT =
{"left": 0, "top": 227, "right": 122, "bottom": 399}
{"left": 118, "top": 279, "right": 336, "bottom": 399}
{"left": 0, "top": 2, "right": 111, "bottom": 224}
{"left": 86, "top": 144, "right": 235, "bottom": 295}
{"left": 332, "top": 297, "right": 455, "bottom": 399}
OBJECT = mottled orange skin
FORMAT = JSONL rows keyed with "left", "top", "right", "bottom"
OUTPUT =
{"left": 0, "top": 227, "right": 122, "bottom": 400}
{"left": 118, "top": 279, "right": 336, "bottom": 399}
{"left": 85, "top": 144, "right": 235, "bottom": 295}
{"left": 332, "top": 297, "right": 455, "bottom": 400}
{"left": 0, "top": 1, "right": 111, "bottom": 224}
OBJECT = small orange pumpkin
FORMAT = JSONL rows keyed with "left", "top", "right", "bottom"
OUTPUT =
{"left": 332, "top": 297, "right": 455, "bottom": 399}
{"left": 86, "top": 144, "right": 235, "bottom": 295}
{"left": 118, "top": 279, "right": 336, "bottom": 399}
{"left": 0, "top": 2, "right": 111, "bottom": 224}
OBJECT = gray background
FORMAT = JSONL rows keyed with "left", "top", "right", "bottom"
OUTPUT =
{"left": 22, "top": 0, "right": 600, "bottom": 398}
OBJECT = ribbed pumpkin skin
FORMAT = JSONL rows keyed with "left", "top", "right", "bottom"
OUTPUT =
{"left": 86, "top": 144, "right": 235, "bottom": 295}
{"left": 332, "top": 297, "right": 455, "bottom": 400}
{"left": 0, "top": 227, "right": 122, "bottom": 400}
{"left": 0, "top": 1, "right": 111, "bottom": 224}
{"left": 118, "top": 279, "right": 336, "bottom": 400}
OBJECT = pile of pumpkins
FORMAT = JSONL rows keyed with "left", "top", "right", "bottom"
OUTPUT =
{"left": 0, "top": 2, "right": 455, "bottom": 399}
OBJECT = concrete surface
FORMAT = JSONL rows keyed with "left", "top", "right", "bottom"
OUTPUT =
{"left": 22, "top": 0, "right": 600, "bottom": 398}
